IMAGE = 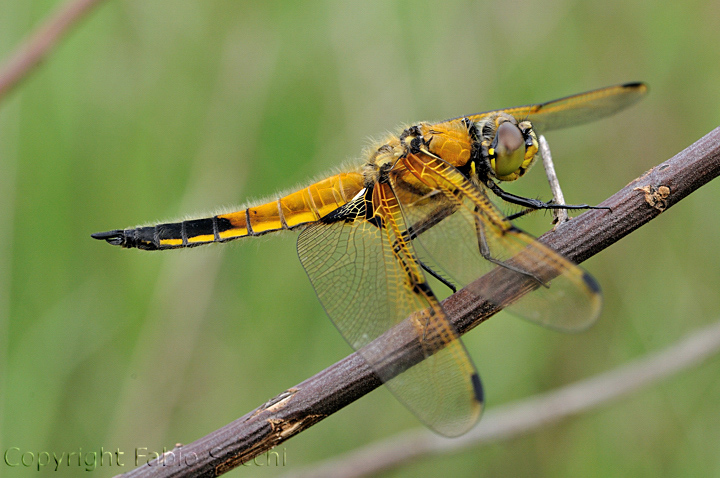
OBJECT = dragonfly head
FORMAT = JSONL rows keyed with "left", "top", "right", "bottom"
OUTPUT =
{"left": 481, "top": 114, "right": 539, "bottom": 182}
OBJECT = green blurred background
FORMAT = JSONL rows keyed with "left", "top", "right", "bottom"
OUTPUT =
{"left": 1, "top": 1, "right": 720, "bottom": 477}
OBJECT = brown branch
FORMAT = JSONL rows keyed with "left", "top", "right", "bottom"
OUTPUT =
{"left": 282, "top": 319, "right": 720, "bottom": 478}
{"left": 0, "top": 0, "right": 106, "bottom": 101}
{"left": 115, "top": 126, "right": 720, "bottom": 478}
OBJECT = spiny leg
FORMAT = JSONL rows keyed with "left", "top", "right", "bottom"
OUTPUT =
{"left": 418, "top": 258, "right": 457, "bottom": 293}
{"left": 393, "top": 226, "right": 458, "bottom": 294}
{"left": 485, "top": 179, "right": 609, "bottom": 213}
{"left": 473, "top": 206, "right": 549, "bottom": 288}
{"left": 504, "top": 207, "right": 536, "bottom": 221}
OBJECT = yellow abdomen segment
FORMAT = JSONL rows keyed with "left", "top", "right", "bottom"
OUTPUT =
{"left": 217, "top": 172, "right": 364, "bottom": 240}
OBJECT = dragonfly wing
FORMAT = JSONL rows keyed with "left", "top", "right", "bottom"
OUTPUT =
{"left": 465, "top": 82, "right": 647, "bottom": 133}
{"left": 398, "top": 153, "right": 602, "bottom": 331}
{"left": 297, "top": 187, "right": 482, "bottom": 436}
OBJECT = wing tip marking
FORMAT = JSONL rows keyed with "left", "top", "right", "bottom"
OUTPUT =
{"left": 471, "top": 372, "right": 484, "bottom": 404}
{"left": 582, "top": 271, "right": 602, "bottom": 295}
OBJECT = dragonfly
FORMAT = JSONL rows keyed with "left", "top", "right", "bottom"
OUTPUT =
{"left": 93, "top": 82, "right": 647, "bottom": 437}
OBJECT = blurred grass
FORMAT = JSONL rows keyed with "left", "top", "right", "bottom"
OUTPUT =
{"left": 1, "top": 1, "right": 720, "bottom": 477}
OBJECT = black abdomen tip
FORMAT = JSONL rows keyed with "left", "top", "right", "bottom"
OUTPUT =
{"left": 91, "top": 229, "right": 128, "bottom": 247}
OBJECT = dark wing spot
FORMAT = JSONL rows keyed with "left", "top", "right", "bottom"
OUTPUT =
{"left": 471, "top": 373, "right": 484, "bottom": 403}
{"left": 582, "top": 271, "right": 602, "bottom": 295}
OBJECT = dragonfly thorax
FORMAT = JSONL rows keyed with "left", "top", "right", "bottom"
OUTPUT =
{"left": 363, "top": 140, "right": 405, "bottom": 187}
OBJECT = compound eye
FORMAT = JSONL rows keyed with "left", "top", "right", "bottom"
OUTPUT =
{"left": 490, "top": 122, "right": 526, "bottom": 177}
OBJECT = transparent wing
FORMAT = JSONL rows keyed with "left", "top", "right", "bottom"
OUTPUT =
{"left": 463, "top": 82, "right": 648, "bottom": 133}
{"left": 399, "top": 153, "right": 602, "bottom": 331}
{"left": 297, "top": 186, "right": 482, "bottom": 437}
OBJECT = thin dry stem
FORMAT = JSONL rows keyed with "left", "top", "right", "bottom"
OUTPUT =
{"left": 0, "top": 0, "right": 106, "bottom": 101}
{"left": 539, "top": 134, "right": 569, "bottom": 225}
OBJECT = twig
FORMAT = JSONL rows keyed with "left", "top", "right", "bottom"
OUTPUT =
{"left": 539, "top": 134, "right": 569, "bottom": 225}
{"left": 282, "top": 318, "right": 720, "bottom": 478}
{"left": 0, "top": 0, "right": 106, "bottom": 101}
{"left": 115, "top": 126, "right": 720, "bottom": 478}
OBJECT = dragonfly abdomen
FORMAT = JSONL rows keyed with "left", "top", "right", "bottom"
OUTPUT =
{"left": 92, "top": 172, "right": 365, "bottom": 250}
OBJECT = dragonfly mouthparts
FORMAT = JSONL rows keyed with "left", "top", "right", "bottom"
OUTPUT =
{"left": 91, "top": 229, "right": 127, "bottom": 247}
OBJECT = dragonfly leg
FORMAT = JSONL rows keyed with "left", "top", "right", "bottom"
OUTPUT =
{"left": 390, "top": 226, "right": 458, "bottom": 294}
{"left": 418, "top": 258, "right": 457, "bottom": 293}
{"left": 485, "top": 180, "right": 610, "bottom": 213}
{"left": 504, "top": 207, "right": 536, "bottom": 221}
{"left": 473, "top": 208, "right": 549, "bottom": 288}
